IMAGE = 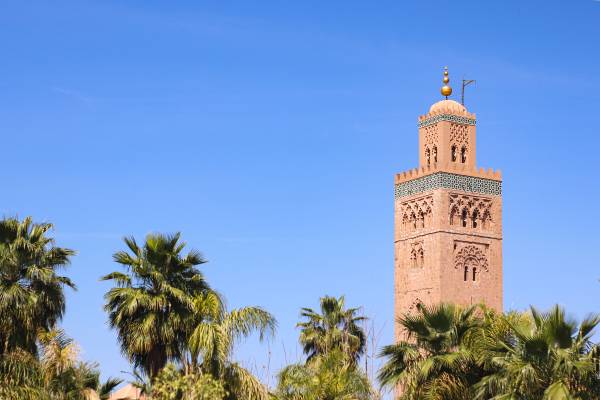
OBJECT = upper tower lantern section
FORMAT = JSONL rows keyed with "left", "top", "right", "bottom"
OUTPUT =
{"left": 418, "top": 99, "right": 477, "bottom": 170}
{"left": 395, "top": 67, "right": 501, "bottom": 199}
{"left": 418, "top": 67, "right": 477, "bottom": 170}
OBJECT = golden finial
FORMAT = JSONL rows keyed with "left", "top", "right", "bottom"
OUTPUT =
{"left": 441, "top": 66, "right": 452, "bottom": 98}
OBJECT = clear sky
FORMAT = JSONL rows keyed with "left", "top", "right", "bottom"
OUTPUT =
{"left": 1, "top": 0, "right": 599, "bottom": 388}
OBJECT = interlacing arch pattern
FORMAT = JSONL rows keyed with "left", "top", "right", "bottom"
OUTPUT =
{"left": 449, "top": 123, "right": 469, "bottom": 164}
{"left": 409, "top": 241, "right": 424, "bottom": 269}
{"left": 423, "top": 124, "right": 439, "bottom": 146}
{"left": 454, "top": 244, "right": 488, "bottom": 282}
{"left": 400, "top": 196, "right": 433, "bottom": 232}
{"left": 449, "top": 123, "right": 469, "bottom": 146}
{"left": 449, "top": 194, "right": 493, "bottom": 230}
{"left": 423, "top": 125, "right": 439, "bottom": 166}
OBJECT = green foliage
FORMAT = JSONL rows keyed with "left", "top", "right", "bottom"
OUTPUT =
{"left": 0, "top": 349, "right": 48, "bottom": 400}
{"left": 103, "top": 232, "right": 276, "bottom": 399}
{"left": 0, "top": 329, "right": 121, "bottom": 400}
{"left": 378, "top": 303, "right": 481, "bottom": 400}
{"left": 186, "top": 298, "right": 276, "bottom": 400}
{"left": 151, "top": 364, "right": 226, "bottom": 400}
{"left": 276, "top": 349, "right": 373, "bottom": 400}
{"left": 469, "top": 305, "right": 600, "bottom": 400}
{"left": 276, "top": 295, "right": 373, "bottom": 400}
{"left": 378, "top": 304, "right": 600, "bottom": 400}
{"left": 0, "top": 216, "right": 75, "bottom": 356}
{"left": 102, "top": 233, "right": 211, "bottom": 378}
{"left": 297, "top": 295, "right": 367, "bottom": 366}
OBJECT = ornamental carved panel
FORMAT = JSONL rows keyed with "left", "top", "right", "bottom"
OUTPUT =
{"left": 454, "top": 243, "right": 488, "bottom": 282}
{"left": 449, "top": 123, "right": 469, "bottom": 147}
{"left": 449, "top": 193, "right": 493, "bottom": 230}
{"left": 400, "top": 195, "right": 433, "bottom": 232}
{"left": 423, "top": 124, "right": 439, "bottom": 146}
{"left": 454, "top": 244, "right": 488, "bottom": 271}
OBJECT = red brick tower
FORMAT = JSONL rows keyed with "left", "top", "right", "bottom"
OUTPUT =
{"left": 394, "top": 68, "right": 503, "bottom": 339}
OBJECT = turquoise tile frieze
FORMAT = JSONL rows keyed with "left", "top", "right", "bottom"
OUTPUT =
{"left": 395, "top": 173, "right": 502, "bottom": 199}
{"left": 418, "top": 114, "right": 476, "bottom": 128}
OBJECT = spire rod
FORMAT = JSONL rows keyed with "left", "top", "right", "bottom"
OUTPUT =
{"left": 440, "top": 67, "right": 452, "bottom": 99}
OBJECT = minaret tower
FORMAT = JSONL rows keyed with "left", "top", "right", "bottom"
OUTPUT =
{"left": 394, "top": 68, "right": 503, "bottom": 337}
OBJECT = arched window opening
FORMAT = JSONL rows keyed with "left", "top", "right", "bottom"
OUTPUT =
{"left": 410, "top": 250, "right": 417, "bottom": 268}
{"left": 461, "top": 146, "right": 467, "bottom": 163}
{"left": 464, "top": 266, "right": 469, "bottom": 281}
{"left": 411, "top": 213, "right": 417, "bottom": 230}
{"left": 451, "top": 145, "right": 457, "bottom": 162}
{"left": 419, "top": 211, "right": 425, "bottom": 228}
{"left": 450, "top": 206, "right": 458, "bottom": 225}
{"left": 461, "top": 209, "right": 468, "bottom": 228}
{"left": 482, "top": 211, "right": 491, "bottom": 230}
{"left": 472, "top": 266, "right": 478, "bottom": 281}
{"left": 418, "top": 248, "right": 424, "bottom": 268}
{"left": 425, "top": 208, "right": 432, "bottom": 227}
{"left": 425, "top": 148, "right": 431, "bottom": 166}
{"left": 472, "top": 209, "right": 479, "bottom": 229}
{"left": 433, "top": 146, "right": 438, "bottom": 163}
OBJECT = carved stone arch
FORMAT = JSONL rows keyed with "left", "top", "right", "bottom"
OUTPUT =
{"left": 424, "top": 205, "right": 432, "bottom": 227}
{"left": 455, "top": 245, "right": 489, "bottom": 272}
{"left": 471, "top": 208, "right": 480, "bottom": 229}
{"left": 450, "top": 205, "right": 459, "bottom": 225}
{"left": 402, "top": 213, "right": 410, "bottom": 230}
{"left": 410, "top": 248, "right": 417, "bottom": 268}
{"left": 482, "top": 209, "right": 493, "bottom": 229}
{"left": 461, "top": 207, "right": 470, "bottom": 228}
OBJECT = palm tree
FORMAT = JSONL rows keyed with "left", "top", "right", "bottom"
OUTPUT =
{"left": 297, "top": 296, "right": 366, "bottom": 366}
{"left": 102, "top": 233, "right": 211, "bottom": 378}
{"left": 472, "top": 305, "right": 600, "bottom": 399}
{"left": 151, "top": 363, "right": 226, "bottom": 400}
{"left": 95, "top": 377, "right": 124, "bottom": 400}
{"left": 378, "top": 303, "right": 482, "bottom": 400}
{"left": 0, "top": 216, "right": 75, "bottom": 355}
{"left": 0, "top": 349, "right": 47, "bottom": 400}
{"left": 0, "top": 329, "right": 117, "bottom": 400}
{"left": 38, "top": 329, "right": 101, "bottom": 400}
{"left": 186, "top": 292, "right": 276, "bottom": 400}
{"left": 276, "top": 349, "right": 373, "bottom": 400}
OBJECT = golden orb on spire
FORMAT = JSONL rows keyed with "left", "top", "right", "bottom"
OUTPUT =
{"left": 440, "top": 66, "right": 452, "bottom": 98}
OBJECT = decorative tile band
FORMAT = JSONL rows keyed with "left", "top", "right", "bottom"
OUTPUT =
{"left": 418, "top": 114, "right": 477, "bottom": 128}
{"left": 395, "top": 172, "right": 502, "bottom": 199}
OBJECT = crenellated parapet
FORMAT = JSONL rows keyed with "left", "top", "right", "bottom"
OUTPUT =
{"left": 395, "top": 162, "right": 502, "bottom": 185}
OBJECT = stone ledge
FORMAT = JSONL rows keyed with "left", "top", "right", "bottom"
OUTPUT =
{"left": 395, "top": 229, "right": 503, "bottom": 242}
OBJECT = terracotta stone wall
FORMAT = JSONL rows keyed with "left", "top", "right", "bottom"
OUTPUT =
{"left": 394, "top": 101, "right": 502, "bottom": 341}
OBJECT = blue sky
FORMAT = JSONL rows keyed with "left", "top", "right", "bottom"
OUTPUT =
{"left": 1, "top": 0, "right": 599, "bottom": 388}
